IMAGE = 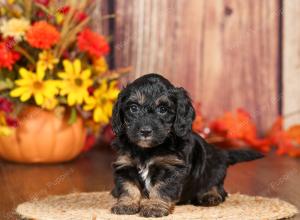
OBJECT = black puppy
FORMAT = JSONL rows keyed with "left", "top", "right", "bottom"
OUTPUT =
{"left": 110, "top": 74, "right": 263, "bottom": 217}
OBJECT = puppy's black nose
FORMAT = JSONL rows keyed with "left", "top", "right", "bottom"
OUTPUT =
{"left": 139, "top": 126, "right": 153, "bottom": 137}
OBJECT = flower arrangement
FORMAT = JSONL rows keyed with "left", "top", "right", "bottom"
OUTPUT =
{"left": 0, "top": 0, "right": 125, "bottom": 149}
{"left": 1, "top": 0, "right": 297, "bottom": 160}
{"left": 193, "top": 104, "right": 300, "bottom": 157}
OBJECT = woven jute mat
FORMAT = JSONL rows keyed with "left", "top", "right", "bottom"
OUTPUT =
{"left": 16, "top": 191, "right": 298, "bottom": 220}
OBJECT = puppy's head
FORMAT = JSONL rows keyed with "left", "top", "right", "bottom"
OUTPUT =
{"left": 112, "top": 74, "right": 195, "bottom": 148}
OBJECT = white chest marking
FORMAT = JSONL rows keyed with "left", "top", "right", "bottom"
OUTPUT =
{"left": 138, "top": 163, "right": 151, "bottom": 190}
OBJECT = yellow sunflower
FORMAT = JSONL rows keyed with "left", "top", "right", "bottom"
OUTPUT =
{"left": 93, "top": 56, "right": 108, "bottom": 74}
{"left": 58, "top": 59, "right": 93, "bottom": 106}
{"left": 84, "top": 80, "right": 119, "bottom": 123}
{"left": 41, "top": 97, "right": 59, "bottom": 110}
{"left": 38, "top": 50, "right": 59, "bottom": 70}
{"left": 10, "top": 64, "right": 59, "bottom": 106}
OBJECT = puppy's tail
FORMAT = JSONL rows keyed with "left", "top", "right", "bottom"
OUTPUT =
{"left": 227, "top": 149, "right": 264, "bottom": 166}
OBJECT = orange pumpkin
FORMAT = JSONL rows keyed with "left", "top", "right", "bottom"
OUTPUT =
{"left": 0, "top": 106, "right": 86, "bottom": 163}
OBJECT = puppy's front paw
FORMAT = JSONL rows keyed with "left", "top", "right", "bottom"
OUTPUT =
{"left": 111, "top": 202, "right": 140, "bottom": 215}
{"left": 140, "top": 203, "right": 169, "bottom": 218}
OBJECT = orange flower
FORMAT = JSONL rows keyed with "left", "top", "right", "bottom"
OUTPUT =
{"left": 77, "top": 28, "right": 109, "bottom": 58}
{"left": 0, "top": 41, "right": 20, "bottom": 70}
{"left": 286, "top": 126, "right": 300, "bottom": 156}
{"left": 210, "top": 109, "right": 256, "bottom": 139}
{"left": 26, "top": 21, "right": 60, "bottom": 49}
{"left": 210, "top": 109, "right": 270, "bottom": 152}
{"left": 267, "top": 117, "right": 300, "bottom": 157}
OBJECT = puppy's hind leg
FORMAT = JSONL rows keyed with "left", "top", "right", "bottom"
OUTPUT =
{"left": 194, "top": 186, "right": 227, "bottom": 207}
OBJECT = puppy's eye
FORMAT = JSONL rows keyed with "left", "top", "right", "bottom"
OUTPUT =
{"left": 129, "top": 104, "right": 139, "bottom": 113}
{"left": 157, "top": 106, "right": 168, "bottom": 114}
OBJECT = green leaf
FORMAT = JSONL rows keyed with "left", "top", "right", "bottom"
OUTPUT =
{"left": 68, "top": 107, "right": 77, "bottom": 125}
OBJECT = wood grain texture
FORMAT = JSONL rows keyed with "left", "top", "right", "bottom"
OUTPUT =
{"left": 113, "top": 0, "right": 280, "bottom": 132}
{"left": 283, "top": 0, "right": 300, "bottom": 127}
{"left": 91, "top": 0, "right": 110, "bottom": 36}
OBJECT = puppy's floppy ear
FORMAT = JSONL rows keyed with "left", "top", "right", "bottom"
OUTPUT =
{"left": 173, "top": 87, "right": 195, "bottom": 137}
{"left": 112, "top": 90, "right": 125, "bottom": 136}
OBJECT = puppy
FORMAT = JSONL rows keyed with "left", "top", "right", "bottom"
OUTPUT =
{"left": 110, "top": 74, "right": 264, "bottom": 217}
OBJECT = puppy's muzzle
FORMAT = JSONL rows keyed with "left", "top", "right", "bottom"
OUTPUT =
{"left": 139, "top": 126, "right": 153, "bottom": 139}
{"left": 136, "top": 126, "right": 154, "bottom": 148}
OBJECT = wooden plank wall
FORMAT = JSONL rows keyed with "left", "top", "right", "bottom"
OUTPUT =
{"left": 91, "top": 0, "right": 110, "bottom": 36}
{"left": 110, "top": 0, "right": 281, "bottom": 132}
{"left": 283, "top": 0, "right": 300, "bottom": 127}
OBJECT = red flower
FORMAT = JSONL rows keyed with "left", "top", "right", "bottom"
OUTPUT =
{"left": 88, "top": 86, "right": 95, "bottom": 96}
{"left": 102, "top": 124, "right": 115, "bottom": 143}
{"left": 0, "top": 42, "right": 20, "bottom": 70}
{"left": 36, "top": 10, "right": 47, "bottom": 19}
{"left": 6, "top": 116, "right": 18, "bottom": 127}
{"left": 77, "top": 28, "right": 110, "bottom": 58}
{"left": 0, "top": 98, "right": 13, "bottom": 113}
{"left": 4, "top": 37, "right": 16, "bottom": 50}
{"left": 26, "top": 21, "right": 60, "bottom": 49}
{"left": 75, "top": 11, "right": 88, "bottom": 22}
{"left": 57, "top": 6, "right": 88, "bottom": 22}
{"left": 82, "top": 134, "right": 96, "bottom": 152}
{"left": 0, "top": 98, "right": 17, "bottom": 128}
{"left": 58, "top": 6, "right": 70, "bottom": 14}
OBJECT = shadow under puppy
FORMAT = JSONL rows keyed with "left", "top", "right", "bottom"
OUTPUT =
{"left": 110, "top": 74, "right": 264, "bottom": 217}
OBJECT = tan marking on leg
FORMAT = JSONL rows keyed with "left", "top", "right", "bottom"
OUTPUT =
{"left": 111, "top": 181, "right": 141, "bottom": 215}
{"left": 140, "top": 182, "right": 174, "bottom": 217}
{"left": 120, "top": 182, "right": 141, "bottom": 204}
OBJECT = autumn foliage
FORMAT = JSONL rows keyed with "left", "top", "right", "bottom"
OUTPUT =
{"left": 267, "top": 117, "right": 300, "bottom": 157}
{"left": 193, "top": 104, "right": 300, "bottom": 157}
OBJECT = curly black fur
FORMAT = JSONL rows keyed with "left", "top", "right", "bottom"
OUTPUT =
{"left": 110, "top": 74, "right": 264, "bottom": 217}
